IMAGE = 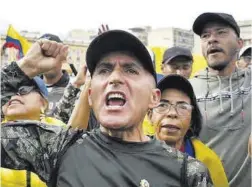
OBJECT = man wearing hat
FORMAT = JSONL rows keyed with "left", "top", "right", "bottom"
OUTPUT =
{"left": 1, "top": 30, "right": 212, "bottom": 186}
{"left": 190, "top": 12, "right": 251, "bottom": 187}
{"left": 237, "top": 45, "right": 251, "bottom": 69}
{"left": 161, "top": 46, "right": 193, "bottom": 79}
{"left": 39, "top": 34, "right": 71, "bottom": 117}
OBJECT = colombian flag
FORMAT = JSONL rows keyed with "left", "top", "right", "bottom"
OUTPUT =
{"left": 3, "top": 25, "right": 31, "bottom": 59}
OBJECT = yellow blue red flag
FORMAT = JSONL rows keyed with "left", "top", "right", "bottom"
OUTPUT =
{"left": 3, "top": 25, "right": 31, "bottom": 59}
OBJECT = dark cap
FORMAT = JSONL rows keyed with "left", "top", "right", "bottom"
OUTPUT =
{"left": 157, "top": 74, "right": 194, "bottom": 100}
{"left": 39, "top": 33, "right": 63, "bottom": 43}
{"left": 162, "top": 47, "right": 193, "bottom": 64}
{"left": 86, "top": 30, "right": 157, "bottom": 83}
{"left": 193, "top": 12, "right": 240, "bottom": 37}
{"left": 239, "top": 45, "right": 252, "bottom": 58}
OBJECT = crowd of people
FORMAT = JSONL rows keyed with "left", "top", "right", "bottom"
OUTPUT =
{"left": 1, "top": 12, "right": 251, "bottom": 187}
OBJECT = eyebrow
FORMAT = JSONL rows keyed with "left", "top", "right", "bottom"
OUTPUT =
{"left": 122, "top": 62, "right": 142, "bottom": 70}
{"left": 96, "top": 61, "right": 143, "bottom": 70}
{"left": 95, "top": 62, "right": 114, "bottom": 70}
{"left": 202, "top": 27, "right": 228, "bottom": 33}
{"left": 160, "top": 99, "right": 190, "bottom": 105}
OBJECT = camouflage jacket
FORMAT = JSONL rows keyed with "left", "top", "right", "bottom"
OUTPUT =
{"left": 53, "top": 80, "right": 100, "bottom": 130}
{"left": 1, "top": 62, "right": 213, "bottom": 187}
{"left": 53, "top": 82, "right": 80, "bottom": 124}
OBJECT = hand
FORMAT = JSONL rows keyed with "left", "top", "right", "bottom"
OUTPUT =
{"left": 18, "top": 39, "right": 68, "bottom": 78}
{"left": 248, "top": 134, "right": 251, "bottom": 157}
{"left": 72, "top": 64, "right": 90, "bottom": 88}
{"left": 98, "top": 24, "right": 109, "bottom": 35}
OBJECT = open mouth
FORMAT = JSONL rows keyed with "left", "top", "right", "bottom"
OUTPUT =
{"left": 106, "top": 92, "right": 126, "bottom": 107}
{"left": 9, "top": 99, "right": 23, "bottom": 106}
{"left": 208, "top": 48, "right": 223, "bottom": 55}
{"left": 161, "top": 124, "right": 180, "bottom": 132}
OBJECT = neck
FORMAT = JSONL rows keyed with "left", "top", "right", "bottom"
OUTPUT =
{"left": 175, "top": 139, "right": 184, "bottom": 150}
{"left": 44, "top": 71, "right": 63, "bottom": 85}
{"left": 5, "top": 114, "right": 40, "bottom": 121}
{"left": 164, "top": 139, "right": 184, "bottom": 150}
{"left": 209, "top": 61, "right": 237, "bottom": 76}
{"left": 100, "top": 125, "right": 150, "bottom": 142}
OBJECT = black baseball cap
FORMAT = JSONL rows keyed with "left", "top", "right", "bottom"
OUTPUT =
{"left": 239, "top": 45, "right": 252, "bottom": 58}
{"left": 162, "top": 47, "right": 193, "bottom": 64}
{"left": 39, "top": 33, "right": 63, "bottom": 43}
{"left": 193, "top": 12, "right": 240, "bottom": 37}
{"left": 86, "top": 30, "right": 157, "bottom": 83}
{"left": 157, "top": 74, "right": 195, "bottom": 100}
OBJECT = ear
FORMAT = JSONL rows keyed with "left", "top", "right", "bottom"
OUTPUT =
{"left": 148, "top": 88, "right": 161, "bottom": 109}
{"left": 161, "top": 64, "right": 164, "bottom": 71}
{"left": 88, "top": 87, "right": 92, "bottom": 107}
{"left": 237, "top": 38, "right": 244, "bottom": 49}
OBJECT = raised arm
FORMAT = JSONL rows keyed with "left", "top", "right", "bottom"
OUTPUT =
{"left": 53, "top": 64, "right": 89, "bottom": 125}
{"left": 68, "top": 79, "right": 91, "bottom": 129}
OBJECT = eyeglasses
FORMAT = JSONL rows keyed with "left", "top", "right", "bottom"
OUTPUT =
{"left": 16, "top": 86, "right": 38, "bottom": 96}
{"left": 154, "top": 102, "right": 193, "bottom": 116}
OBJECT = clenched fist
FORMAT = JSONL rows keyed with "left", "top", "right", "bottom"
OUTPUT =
{"left": 18, "top": 39, "right": 68, "bottom": 78}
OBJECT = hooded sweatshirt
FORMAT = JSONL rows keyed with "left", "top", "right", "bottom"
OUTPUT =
{"left": 190, "top": 67, "right": 251, "bottom": 187}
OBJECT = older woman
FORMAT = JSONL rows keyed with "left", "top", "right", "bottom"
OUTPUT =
{"left": 1, "top": 76, "right": 65, "bottom": 187}
{"left": 147, "top": 75, "right": 229, "bottom": 187}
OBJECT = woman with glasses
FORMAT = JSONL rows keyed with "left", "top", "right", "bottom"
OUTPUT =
{"left": 1, "top": 76, "right": 65, "bottom": 187}
{"left": 147, "top": 75, "right": 228, "bottom": 187}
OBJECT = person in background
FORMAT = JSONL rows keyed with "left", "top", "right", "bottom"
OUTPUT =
{"left": 190, "top": 12, "right": 251, "bottom": 187}
{"left": 148, "top": 74, "right": 228, "bottom": 187}
{"left": 237, "top": 45, "right": 251, "bottom": 69}
{"left": 1, "top": 75, "right": 65, "bottom": 187}
{"left": 39, "top": 33, "right": 70, "bottom": 117}
{"left": 161, "top": 46, "right": 193, "bottom": 79}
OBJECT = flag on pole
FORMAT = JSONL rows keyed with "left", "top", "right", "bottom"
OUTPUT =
{"left": 3, "top": 25, "right": 31, "bottom": 59}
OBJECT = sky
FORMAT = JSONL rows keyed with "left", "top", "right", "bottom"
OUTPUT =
{"left": 0, "top": 0, "right": 252, "bottom": 36}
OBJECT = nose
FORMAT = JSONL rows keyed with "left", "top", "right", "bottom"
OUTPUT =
{"left": 176, "top": 69, "right": 182, "bottom": 75}
{"left": 166, "top": 105, "right": 178, "bottom": 118}
{"left": 207, "top": 33, "right": 218, "bottom": 45}
{"left": 108, "top": 69, "right": 123, "bottom": 86}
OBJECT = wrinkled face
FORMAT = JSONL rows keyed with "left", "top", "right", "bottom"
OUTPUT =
{"left": 149, "top": 88, "right": 192, "bottom": 144}
{"left": 200, "top": 22, "right": 242, "bottom": 71}
{"left": 2, "top": 87, "right": 47, "bottom": 121}
{"left": 89, "top": 52, "right": 160, "bottom": 131}
{"left": 162, "top": 57, "right": 193, "bottom": 79}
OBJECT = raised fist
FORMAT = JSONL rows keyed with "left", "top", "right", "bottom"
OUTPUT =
{"left": 18, "top": 39, "right": 68, "bottom": 78}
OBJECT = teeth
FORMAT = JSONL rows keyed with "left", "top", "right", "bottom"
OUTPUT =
{"left": 108, "top": 93, "right": 125, "bottom": 100}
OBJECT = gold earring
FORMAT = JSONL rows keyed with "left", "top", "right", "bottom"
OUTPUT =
{"left": 40, "top": 108, "right": 45, "bottom": 121}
